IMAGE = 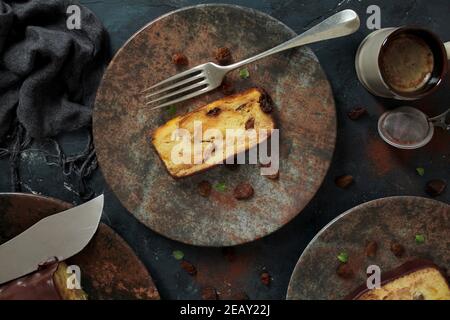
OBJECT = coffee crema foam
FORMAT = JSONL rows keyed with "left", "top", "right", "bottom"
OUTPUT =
{"left": 380, "top": 34, "right": 434, "bottom": 93}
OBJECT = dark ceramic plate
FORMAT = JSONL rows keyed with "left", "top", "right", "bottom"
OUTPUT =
{"left": 286, "top": 196, "right": 450, "bottom": 300}
{"left": 0, "top": 193, "right": 160, "bottom": 300}
{"left": 93, "top": 4, "right": 336, "bottom": 246}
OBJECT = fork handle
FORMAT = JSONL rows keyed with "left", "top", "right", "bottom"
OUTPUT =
{"left": 225, "top": 10, "right": 360, "bottom": 71}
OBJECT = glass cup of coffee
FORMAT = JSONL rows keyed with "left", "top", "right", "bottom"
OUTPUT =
{"left": 355, "top": 27, "right": 450, "bottom": 100}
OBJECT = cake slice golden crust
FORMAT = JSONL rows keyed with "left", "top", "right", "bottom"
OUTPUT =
{"left": 152, "top": 88, "right": 276, "bottom": 178}
{"left": 53, "top": 262, "right": 88, "bottom": 300}
{"left": 347, "top": 259, "right": 450, "bottom": 300}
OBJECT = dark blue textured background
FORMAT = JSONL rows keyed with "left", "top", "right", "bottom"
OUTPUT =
{"left": 1, "top": 0, "right": 448, "bottom": 299}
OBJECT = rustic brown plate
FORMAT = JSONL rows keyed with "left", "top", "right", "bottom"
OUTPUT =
{"left": 93, "top": 4, "right": 336, "bottom": 246}
{"left": 0, "top": 193, "right": 160, "bottom": 300}
{"left": 286, "top": 196, "right": 450, "bottom": 300}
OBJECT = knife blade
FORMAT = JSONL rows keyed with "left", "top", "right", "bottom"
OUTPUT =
{"left": 0, "top": 194, "right": 104, "bottom": 285}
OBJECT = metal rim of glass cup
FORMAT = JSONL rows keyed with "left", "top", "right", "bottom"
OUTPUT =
{"left": 377, "top": 107, "right": 435, "bottom": 150}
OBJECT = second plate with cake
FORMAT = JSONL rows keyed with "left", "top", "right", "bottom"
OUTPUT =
{"left": 287, "top": 196, "right": 450, "bottom": 300}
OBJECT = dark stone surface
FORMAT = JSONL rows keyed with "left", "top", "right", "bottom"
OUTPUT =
{"left": 0, "top": 0, "right": 448, "bottom": 300}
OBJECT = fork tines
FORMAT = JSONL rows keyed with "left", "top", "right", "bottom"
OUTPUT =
{"left": 142, "top": 66, "right": 209, "bottom": 110}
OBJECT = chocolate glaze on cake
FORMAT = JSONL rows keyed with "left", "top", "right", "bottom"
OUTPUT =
{"left": 0, "top": 262, "right": 62, "bottom": 300}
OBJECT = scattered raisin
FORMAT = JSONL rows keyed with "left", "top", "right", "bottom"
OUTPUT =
{"left": 390, "top": 242, "right": 405, "bottom": 258}
{"left": 260, "top": 271, "right": 271, "bottom": 286}
{"left": 335, "top": 175, "right": 354, "bottom": 189}
{"left": 365, "top": 241, "right": 378, "bottom": 258}
{"left": 198, "top": 181, "right": 212, "bottom": 197}
{"left": 425, "top": 179, "right": 447, "bottom": 197}
{"left": 221, "top": 78, "right": 235, "bottom": 95}
{"left": 201, "top": 287, "right": 218, "bottom": 300}
{"left": 259, "top": 92, "right": 273, "bottom": 113}
{"left": 245, "top": 118, "right": 255, "bottom": 130}
{"left": 172, "top": 52, "right": 188, "bottom": 66}
{"left": 215, "top": 47, "right": 232, "bottom": 65}
{"left": 180, "top": 260, "right": 197, "bottom": 276}
{"left": 206, "top": 107, "right": 221, "bottom": 117}
{"left": 347, "top": 107, "right": 367, "bottom": 120}
{"left": 233, "top": 183, "right": 254, "bottom": 200}
{"left": 336, "top": 263, "right": 354, "bottom": 279}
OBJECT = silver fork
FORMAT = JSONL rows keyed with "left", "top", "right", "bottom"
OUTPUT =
{"left": 142, "top": 9, "right": 360, "bottom": 110}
